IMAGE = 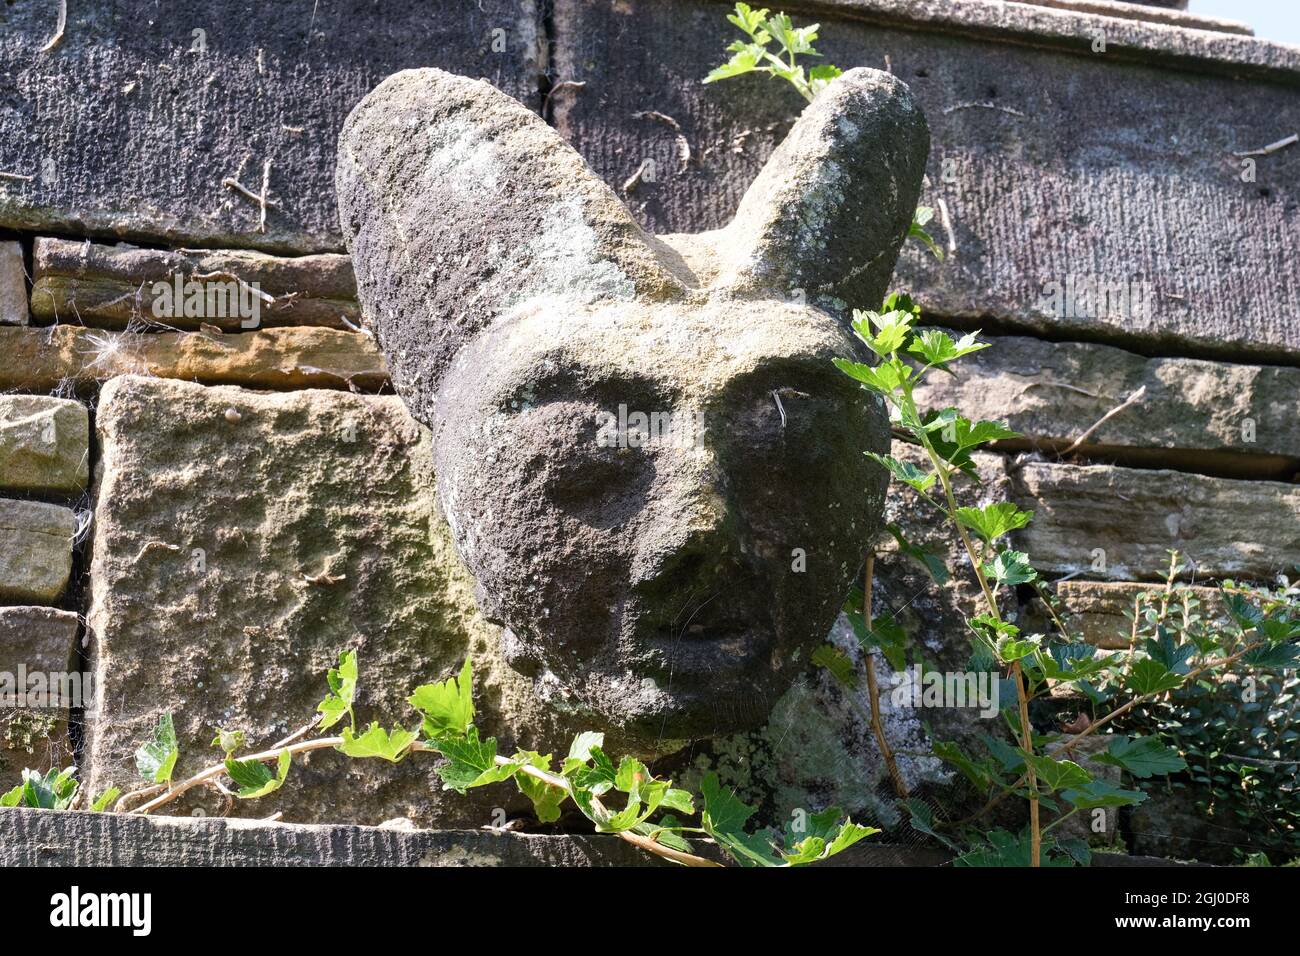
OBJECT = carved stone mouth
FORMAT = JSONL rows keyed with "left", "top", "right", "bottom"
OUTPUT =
{"left": 639, "top": 623, "right": 773, "bottom": 679}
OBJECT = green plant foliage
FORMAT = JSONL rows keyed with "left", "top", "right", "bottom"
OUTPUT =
{"left": 134, "top": 712, "right": 179, "bottom": 785}
{"left": 1, "top": 766, "right": 79, "bottom": 810}
{"left": 316, "top": 649, "right": 358, "bottom": 730}
{"left": 225, "top": 749, "right": 292, "bottom": 799}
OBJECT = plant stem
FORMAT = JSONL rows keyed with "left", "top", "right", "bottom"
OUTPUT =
{"left": 123, "top": 733, "right": 723, "bottom": 868}
{"left": 1013, "top": 660, "right": 1041, "bottom": 867}
{"left": 861, "top": 554, "right": 908, "bottom": 798}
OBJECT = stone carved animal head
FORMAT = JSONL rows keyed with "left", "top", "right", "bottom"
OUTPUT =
{"left": 337, "top": 67, "right": 928, "bottom": 751}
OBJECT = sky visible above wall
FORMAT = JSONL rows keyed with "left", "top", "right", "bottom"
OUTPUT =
{"left": 1192, "top": 0, "right": 1300, "bottom": 46}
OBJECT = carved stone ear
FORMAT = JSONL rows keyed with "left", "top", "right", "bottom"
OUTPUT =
{"left": 714, "top": 68, "right": 930, "bottom": 319}
{"left": 336, "top": 68, "right": 688, "bottom": 417}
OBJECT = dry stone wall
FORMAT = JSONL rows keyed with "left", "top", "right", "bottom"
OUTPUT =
{"left": 0, "top": 0, "right": 1294, "bottom": 842}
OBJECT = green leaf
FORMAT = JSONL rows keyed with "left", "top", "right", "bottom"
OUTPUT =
{"left": 907, "top": 328, "right": 990, "bottom": 370}
{"left": 812, "top": 643, "right": 857, "bottom": 687}
{"left": 1242, "top": 641, "right": 1300, "bottom": 669}
{"left": 954, "top": 829, "right": 1074, "bottom": 867}
{"left": 1143, "top": 627, "right": 1196, "bottom": 675}
{"left": 956, "top": 503, "right": 1033, "bottom": 544}
{"left": 224, "top": 749, "right": 292, "bottom": 799}
{"left": 833, "top": 356, "right": 913, "bottom": 395}
{"left": 90, "top": 787, "right": 121, "bottom": 812}
{"left": 704, "top": 44, "right": 764, "bottom": 83}
{"left": 843, "top": 584, "right": 909, "bottom": 671}
{"left": 513, "top": 752, "right": 568, "bottom": 823}
{"left": 1092, "top": 736, "right": 1187, "bottom": 778}
{"left": 1126, "top": 658, "right": 1185, "bottom": 695}
{"left": 933, "top": 739, "right": 999, "bottom": 791}
{"left": 316, "top": 649, "right": 358, "bottom": 730}
{"left": 1021, "top": 752, "right": 1092, "bottom": 793}
{"left": 782, "top": 806, "right": 877, "bottom": 865}
{"left": 700, "top": 772, "right": 781, "bottom": 867}
{"left": 337, "top": 722, "right": 416, "bottom": 763}
{"left": 1061, "top": 779, "right": 1147, "bottom": 810}
{"left": 807, "top": 63, "right": 842, "bottom": 95}
{"left": 864, "top": 452, "right": 937, "bottom": 494}
{"left": 135, "top": 712, "right": 179, "bottom": 785}
{"left": 431, "top": 726, "right": 515, "bottom": 792}
{"left": 211, "top": 727, "right": 245, "bottom": 756}
{"left": 982, "top": 549, "right": 1038, "bottom": 588}
{"left": 8, "top": 767, "right": 80, "bottom": 810}
{"left": 901, "top": 798, "right": 963, "bottom": 852}
{"left": 408, "top": 657, "right": 475, "bottom": 740}
{"left": 633, "top": 819, "right": 694, "bottom": 854}
{"left": 886, "top": 523, "right": 950, "bottom": 585}
{"left": 909, "top": 213, "right": 945, "bottom": 261}
{"left": 561, "top": 731, "right": 605, "bottom": 775}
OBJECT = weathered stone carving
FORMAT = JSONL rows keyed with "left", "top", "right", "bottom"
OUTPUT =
{"left": 337, "top": 67, "right": 928, "bottom": 749}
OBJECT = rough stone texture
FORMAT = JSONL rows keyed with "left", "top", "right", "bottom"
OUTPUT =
{"left": 1128, "top": 787, "right": 1251, "bottom": 864}
{"left": 0, "top": 807, "right": 962, "bottom": 866}
{"left": 0, "top": 607, "right": 79, "bottom": 774}
{"left": 0, "top": 0, "right": 542, "bottom": 253}
{"left": 677, "top": 447, "right": 1011, "bottom": 829}
{"left": 686, "top": 66, "right": 930, "bottom": 320}
{"left": 339, "top": 66, "right": 924, "bottom": 750}
{"left": 1053, "top": 581, "right": 1227, "bottom": 649}
{"left": 0, "top": 809, "right": 668, "bottom": 867}
{"left": 83, "top": 375, "right": 555, "bottom": 827}
{"left": 31, "top": 239, "right": 359, "bottom": 330}
{"left": 0, "top": 395, "right": 89, "bottom": 494}
{"left": 1021, "top": 1, "right": 1240, "bottom": 33}
{"left": 0, "top": 325, "right": 387, "bottom": 394}
{"left": 0, "top": 240, "right": 25, "bottom": 325}
{"left": 552, "top": 0, "right": 1300, "bottom": 362}
{"left": 911, "top": 334, "right": 1300, "bottom": 480}
{"left": 0, "top": 498, "right": 75, "bottom": 604}
{"left": 1010, "top": 462, "right": 1300, "bottom": 581}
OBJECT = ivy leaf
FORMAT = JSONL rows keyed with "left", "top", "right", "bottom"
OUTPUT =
{"left": 560, "top": 731, "right": 605, "bottom": 776}
{"left": 408, "top": 657, "right": 475, "bottom": 740}
{"left": 886, "top": 523, "right": 950, "bottom": 585}
{"left": 1062, "top": 779, "right": 1148, "bottom": 810}
{"left": 956, "top": 503, "right": 1033, "bottom": 544}
{"left": 1126, "top": 658, "right": 1185, "bottom": 695}
{"left": 781, "top": 805, "right": 878, "bottom": 865}
{"left": 225, "top": 749, "right": 292, "bottom": 799}
{"left": 135, "top": 712, "right": 179, "bottom": 785}
{"left": 513, "top": 751, "right": 568, "bottom": 823}
{"left": 316, "top": 649, "right": 358, "bottom": 730}
{"left": 7, "top": 767, "right": 80, "bottom": 810}
{"left": 430, "top": 726, "right": 517, "bottom": 793}
{"left": 1092, "top": 736, "right": 1187, "bottom": 778}
{"left": 982, "top": 550, "right": 1037, "bottom": 588}
{"left": 700, "top": 772, "right": 781, "bottom": 867}
{"left": 1021, "top": 752, "right": 1092, "bottom": 792}
{"left": 337, "top": 722, "right": 416, "bottom": 763}
{"left": 90, "top": 787, "right": 121, "bottom": 812}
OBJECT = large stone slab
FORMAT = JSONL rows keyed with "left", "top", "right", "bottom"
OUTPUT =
{"left": 0, "top": 607, "right": 80, "bottom": 775}
{"left": 0, "top": 1, "right": 542, "bottom": 253}
{"left": 1010, "top": 462, "right": 1300, "bottom": 581}
{"left": 910, "top": 334, "right": 1300, "bottom": 480}
{"left": 0, "top": 807, "right": 961, "bottom": 867}
{"left": 83, "top": 375, "right": 557, "bottom": 827}
{"left": 0, "top": 499, "right": 75, "bottom": 603}
{"left": 0, "top": 240, "right": 26, "bottom": 325}
{"left": 31, "top": 239, "right": 359, "bottom": 330}
{"left": 0, "top": 808, "right": 664, "bottom": 867}
{"left": 0, "top": 395, "right": 89, "bottom": 493}
{"left": 551, "top": 0, "right": 1300, "bottom": 362}
{"left": 0, "top": 325, "right": 387, "bottom": 394}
